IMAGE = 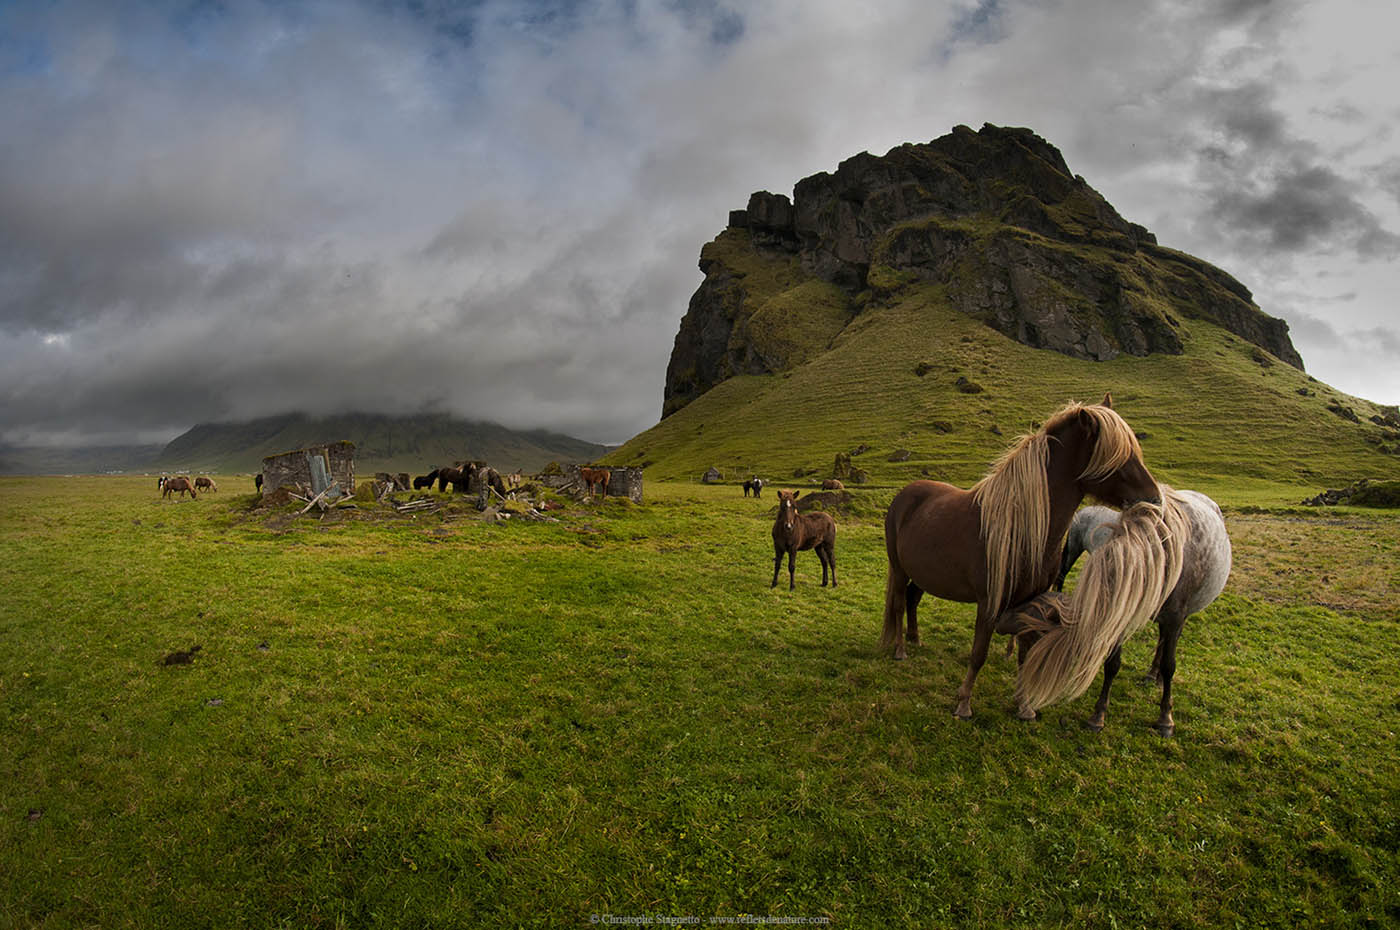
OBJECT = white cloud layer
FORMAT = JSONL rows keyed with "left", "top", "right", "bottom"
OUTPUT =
{"left": 2, "top": 0, "right": 1398, "bottom": 448}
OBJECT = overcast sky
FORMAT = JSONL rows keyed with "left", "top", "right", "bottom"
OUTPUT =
{"left": 2, "top": 0, "right": 1398, "bottom": 448}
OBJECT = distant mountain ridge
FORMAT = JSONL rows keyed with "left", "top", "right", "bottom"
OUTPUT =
{"left": 157, "top": 413, "right": 609, "bottom": 474}
{"left": 0, "top": 414, "right": 608, "bottom": 475}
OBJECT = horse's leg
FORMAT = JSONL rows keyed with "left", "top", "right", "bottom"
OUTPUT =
{"left": 825, "top": 542, "right": 837, "bottom": 588}
{"left": 818, "top": 546, "right": 830, "bottom": 587}
{"left": 1054, "top": 540, "right": 1077, "bottom": 592}
{"left": 882, "top": 562, "right": 910, "bottom": 660}
{"left": 1154, "top": 618, "right": 1186, "bottom": 737}
{"left": 771, "top": 546, "right": 783, "bottom": 588}
{"left": 1143, "top": 623, "right": 1165, "bottom": 685}
{"left": 905, "top": 582, "right": 923, "bottom": 645}
{"left": 954, "top": 608, "right": 996, "bottom": 719}
{"left": 1085, "top": 644, "right": 1123, "bottom": 732}
{"left": 787, "top": 548, "right": 797, "bottom": 591}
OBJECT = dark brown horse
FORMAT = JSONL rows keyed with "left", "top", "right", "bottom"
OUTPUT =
{"left": 437, "top": 464, "right": 475, "bottom": 493}
{"left": 161, "top": 477, "right": 197, "bottom": 499}
{"left": 881, "top": 395, "right": 1161, "bottom": 720}
{"left": 580, "top": 466, "right": 610, "bottom": 500}
{"left": 413, "top": 472, "right": 437, "bottom": 490}
{"left": 771, "top": 490, "right": 837, "bottom": 590}
{"left": 194, "top": 477, "right": 217, "bottom": 492}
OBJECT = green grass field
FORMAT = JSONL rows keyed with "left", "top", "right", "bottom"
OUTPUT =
{"left": 2, "top": 476, "right": 1396, "bottom": 928}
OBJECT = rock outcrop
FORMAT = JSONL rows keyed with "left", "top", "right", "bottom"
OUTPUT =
{"left": 664, "top": 123, "right": 1304, "bottom": 417}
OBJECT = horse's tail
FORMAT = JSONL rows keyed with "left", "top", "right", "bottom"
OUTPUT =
{"left": 880, "top": 510, "right": 907, "bottom": 649}
{"left": 1015, "top": 496, "right": 1187, "bottom": 712}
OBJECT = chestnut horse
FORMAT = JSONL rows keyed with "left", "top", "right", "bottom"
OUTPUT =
{"left": 821, "top": 478, "right": 844, "bottom": 490}
{"left": 580, "top": 466, "right": 610, "bottom": 500}
{"left": 161, "top": 477, "right": 197, "bottom": 499}
{"left": 771, "top": 490, "right": 837, "bottom": 590}
{"left": 195, "top": 477, "right": 218, "bottom": 492}
{"left": 881, "top": 395, "right": 1161, "bottom": 719}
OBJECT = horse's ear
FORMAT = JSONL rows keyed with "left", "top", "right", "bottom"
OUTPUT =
{"left": 792, "top": 491, "right": 801, "bottom": 499}
{"left": 1077, "top": 407, "right": 1100, "bottom": 435}
{"left": 1102, "top": 392, "right": 1114, "bottom": 409}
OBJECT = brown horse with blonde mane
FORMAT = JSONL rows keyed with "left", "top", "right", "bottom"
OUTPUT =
{"left": 881, "top": 394, "right": 1161, "bottom": 719}
{"left": 161, "top": 476, "right": 197, "bottom": 499}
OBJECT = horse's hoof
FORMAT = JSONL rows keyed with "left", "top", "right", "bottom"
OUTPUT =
{"left": 953, "top": 702, "right": 972, "bottom": 720}
{"left": 893, "top": 647, "right": 907, "bottom": 661}
{"left": 1082, "top": 718, "right": 1105, "bottom": 732}
{"left": 1016, "top": 708, "right": 1038, "bottom": 722}
{"left": 1154, "top": 723, "right": 1175, "bottom": 738}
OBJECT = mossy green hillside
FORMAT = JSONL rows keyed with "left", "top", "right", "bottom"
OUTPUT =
{"left": 615, "top": 282, "right": 1400, "bottom": 497}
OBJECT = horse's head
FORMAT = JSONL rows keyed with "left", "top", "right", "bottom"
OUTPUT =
{"left": 776, "top": 490, "right": 801, "bottom": 530}
{"left": 1054, "top": 394, "right": 1160, "bottom": 508}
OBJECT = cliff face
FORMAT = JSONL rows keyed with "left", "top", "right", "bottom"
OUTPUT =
{"left": 663, "top": 123, "right": 1303, "bottom": 417}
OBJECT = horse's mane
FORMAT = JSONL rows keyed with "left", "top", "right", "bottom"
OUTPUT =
{"left": 1014, "top": 486, "right": 1188, "bottom": 712}
{"left": 971, "top": 429, "right": 1051, "bottom": 618}
{"left": 971, "top": 401, "right": 1142, "bottom": 616}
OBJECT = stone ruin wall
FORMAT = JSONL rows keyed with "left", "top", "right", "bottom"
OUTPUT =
{"left": 260, "top": 441, "right": 356, "bottom": 497}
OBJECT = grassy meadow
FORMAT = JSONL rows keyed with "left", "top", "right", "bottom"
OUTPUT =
{"left": 2, "top": 474, "right": 1397, "bottom": 928}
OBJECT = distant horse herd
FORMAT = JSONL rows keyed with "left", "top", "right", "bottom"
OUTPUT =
{"left": 163, "top": 462, "right": 613, "bottom": 504}
{"left": 157, "top": 475, "right": 212, "bottom": 498}
{"left": 741, "top": 392, "right": 1231, "bottom": 736}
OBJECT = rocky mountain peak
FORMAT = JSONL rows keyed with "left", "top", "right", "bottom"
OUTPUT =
{"left": 664, "top": 123, "right": 1302, "bottom": 418}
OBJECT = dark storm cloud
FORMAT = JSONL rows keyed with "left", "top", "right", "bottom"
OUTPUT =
{"left": 1187, "top": 77, "right": 1400, "bottom": 261}
{"left": 1207, "top": 160, "right": 1400, "bottom": 258}
{"left": 2, "top": 0, "right": 1399, "bottom": 449}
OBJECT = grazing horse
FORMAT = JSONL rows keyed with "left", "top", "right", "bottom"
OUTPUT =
{"left": 413, "top": 472, "right": 437, "bottom": 490}
{"left": 254, "top": 473, "right": 263, "bottom": 493}
{"left": 743, "top": 477, "right": 765, "bottom": 498}
{"left": 1002, "top": 488, "right": 1230, "bottom": 735}
{"left": 821, "top": 478, "right": 844, "bottom": 490}
{"left": 580, "top": 466, "right": 611, "bottom": 500}
{"left": 771, "top": 490, "right": 837, "bottom": 590}
{"left": 161, "top": 476, "right": 197, "bottom": 499}
{"left": 479, "top": 467, "right": 508, "bottom": 499}
{"left": 881, "top": 394, "right": 1161, "bottom": 720}
{"left": 194, "top": 477, "right": 217, "bottom": 493}
{"left": 437, "top": 464, "right": 475, "bottom": 493}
